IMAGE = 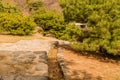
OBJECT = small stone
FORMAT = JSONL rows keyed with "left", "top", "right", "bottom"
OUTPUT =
{"left": 35, "top": 63, "right": 48, "bottom": 71}
{"left": 38, "top": 59, "right": 47, "bottom": 64}
{"left": 39, "top": 54, "right": 47, "bottom": 60}
{"left": 16, "top": 53, "right": 36, "bottom": 63}
{"left": 45, "top": 34, "right": 54, "bottom": 37}
{"left": 23, "top": 76, "right": 48, "bottom": 80}
{"left": 34, "top": 51, "right": 47, "bottom": 55}
{"left": 51, "top": 41, "right": 59, "bottom": 48}
{"left": 15, "top": 75, "right": 24, "bottom": 80}
{"left": 2, "top": 74, "right": 17, "bottom": 80}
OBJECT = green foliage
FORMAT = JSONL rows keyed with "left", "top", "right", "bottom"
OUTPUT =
{"left": 32, "top": 8, "right": 65, "bottom": 38}
{"left": 0, "top": 1, "right": 20, "bottom": 13}
{"left": 60, "top": 0, "right": 120, "bottom": 23}
{"left": 60, "top": 23, "right": 84, "bottom": 41}
{"left": 0, "top": 13, "right": 36, "bottom": 35}
{"left": 27, "top": 0, "right": 44, "bottom": 12}
{"left": 60, "top": 0, "right": 120, "bottom": 55}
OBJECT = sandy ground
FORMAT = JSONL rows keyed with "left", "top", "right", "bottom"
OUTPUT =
{"left": 63, "top": 49, "right": 120, "bottom": 80}
{"left": 0, "top": 33, "right": 58, "bottom": 43}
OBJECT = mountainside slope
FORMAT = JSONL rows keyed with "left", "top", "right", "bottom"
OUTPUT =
{"left": 2, "top": 0, "right": 62, "bottom": 14}
{"left": 42, "top": 0, "right": 62, "bottom": 13}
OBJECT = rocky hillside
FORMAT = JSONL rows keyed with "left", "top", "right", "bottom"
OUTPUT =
{"left": 42, "top": 0, "right": 62, "bottom": 13}
{"left": 2, "top": 0, "right": 62, "bottom": 14}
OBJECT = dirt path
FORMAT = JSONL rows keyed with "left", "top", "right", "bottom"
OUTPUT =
{"left": 62, "top": 49, "right": 120, "bottom": 80}
{"left": 48, "top": 48, "right": 64, "bottom": 80}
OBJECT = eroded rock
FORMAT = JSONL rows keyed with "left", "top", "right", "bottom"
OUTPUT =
{"left": 0, "top": 51, "right": 48, "bottom": 80}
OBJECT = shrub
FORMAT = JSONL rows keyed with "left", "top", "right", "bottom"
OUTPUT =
{"left": 0, "top": 13, "right": 36, "bottom": 35}
{"left": 60, "top": 23, "right": 85, "bottom": 41}
{"left": 27, "top": 0, "right": 44, "bottom": 12}
{"left": 60, "top": 0, "right": 120, "bottom": 55}
{"left": 32, "top": 8, "right": 65, "bottom": 38}
{"left": 0, "top": 1, "right": 20, "bottom": 13}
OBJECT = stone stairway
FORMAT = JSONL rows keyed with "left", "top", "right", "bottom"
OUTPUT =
{"left": 0, "top": 39, "right": 52, "bottom": 80}
{"left": 0, "top": 39, "right": 70, "bottom": 80}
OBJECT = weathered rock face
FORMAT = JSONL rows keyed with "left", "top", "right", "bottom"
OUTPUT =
{"left": 0, "top": 39, "right": 70, "bottom": 80}
{"left": 0, "top": 51, "right": 48, "bottom": 80}
{"left": 57, "top": 48, "right": 67, "bottom": 80}
{"left": 1, "top": 75, "right": 48, "bottom": 80}
{"left": 0, "top": 39, "right": 52, "bottom": 53}
{"left": 42, "top": 0, "right": 62, "bottom": 13}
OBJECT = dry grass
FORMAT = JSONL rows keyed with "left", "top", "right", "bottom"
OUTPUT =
{"left": 0, "top": 33, "right": 44, "bottom": 43}
{"left": 0, "top": 32, "right": 58, "bottom": 43}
